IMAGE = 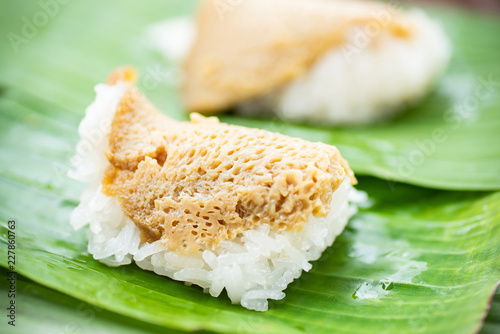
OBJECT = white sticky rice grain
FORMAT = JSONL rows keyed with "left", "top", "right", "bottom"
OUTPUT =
{"left": 239, "top": 10, "right": 451, "bottom": 125}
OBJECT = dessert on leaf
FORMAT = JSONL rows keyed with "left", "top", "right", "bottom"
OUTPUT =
{"left": 70, "top": 68, "right": 360, "bottom": 311}
{"left": 175, "top": 0, "right": 451, "bottom": 125}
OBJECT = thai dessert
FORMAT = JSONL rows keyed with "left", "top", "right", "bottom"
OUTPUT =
{"left": 153, "top": 0, "right": 450, "bottom": 125}
{"left": 69, "top": 68, "right": 360, "bottom": 311}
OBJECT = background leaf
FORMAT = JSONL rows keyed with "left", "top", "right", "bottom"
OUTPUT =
{"left": 0, "top": 1, "right": 499, "bottom": 333}
{"left": 481, "top": 287, "right": 500, "bottom": 334}
{"left": 0, "top": 268, "right": 187, "bottom": 334}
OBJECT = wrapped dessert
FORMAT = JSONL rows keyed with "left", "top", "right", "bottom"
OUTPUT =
{"left": 154, "top": 0, "right": 450, "bottom": 125}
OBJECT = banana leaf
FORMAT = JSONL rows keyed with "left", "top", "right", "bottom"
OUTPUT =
{"left": 0, "top": 1, "right": 499, "bottom": 333}
{"left": 0, "top": 272, "right": 498, "bottom": 334}
{"left": 0, "top": 267, "right": 185, "bottom": 334}
{"left": 0, "top": 172, "right": 499, "bottom": 334}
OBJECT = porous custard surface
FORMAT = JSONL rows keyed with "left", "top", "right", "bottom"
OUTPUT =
{"left": 103, "top": 84, "right": 355, "bottom": 254}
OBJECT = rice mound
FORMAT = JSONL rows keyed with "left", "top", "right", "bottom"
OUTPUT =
{"left": 69, "top": 83, "right": 359, "bottom": 311}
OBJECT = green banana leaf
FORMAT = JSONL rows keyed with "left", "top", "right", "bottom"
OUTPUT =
{"left": 0, "top": 0, "right": 499, "bottom": 333}
{"left": 0, "top": 172, "right": 499, "bottom": 333}
{"left": 0, "top": 273, "right": 498, "bottom": 334}
{"left": 0, "top": 267, "right": 185, "bottom": 334}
